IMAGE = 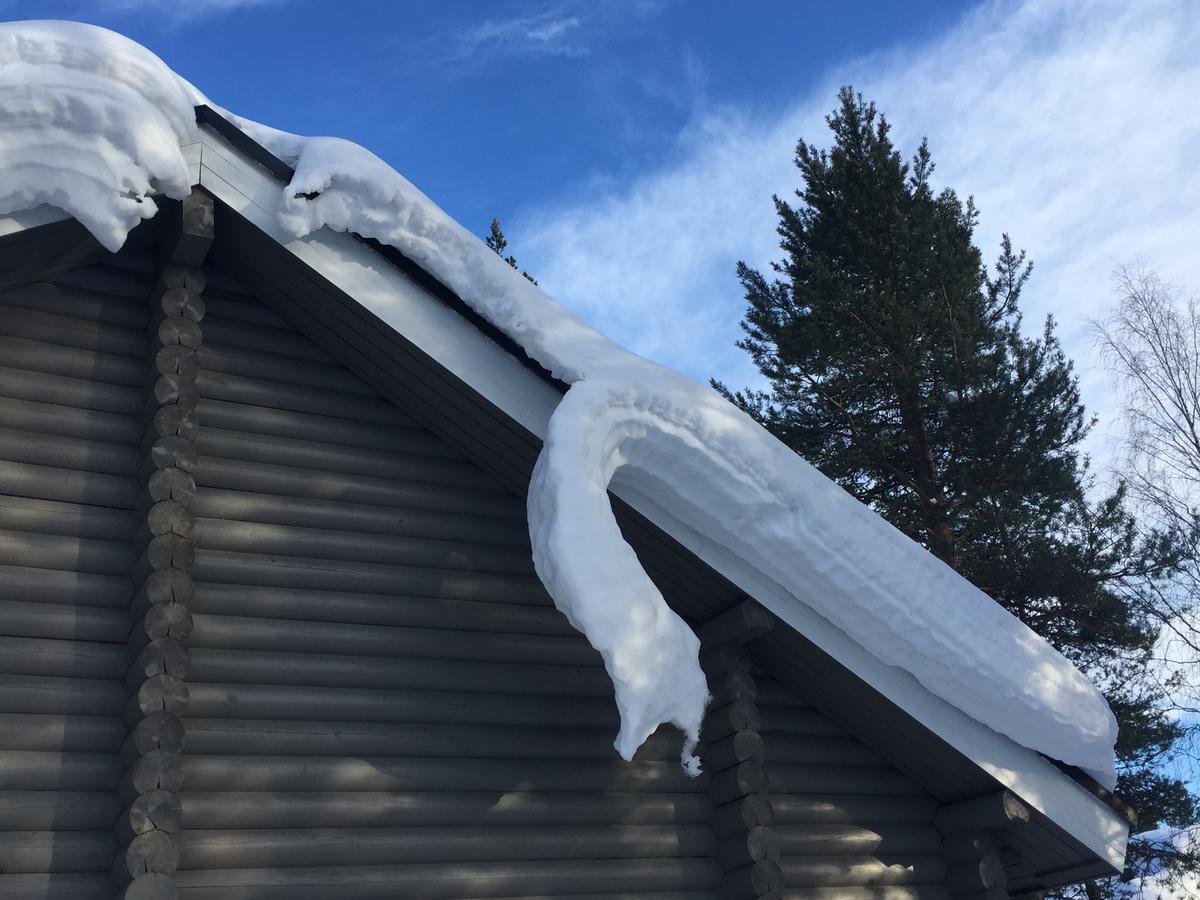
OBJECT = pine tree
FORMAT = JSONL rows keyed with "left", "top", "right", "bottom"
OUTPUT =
{"left": 485, "top": 218, "right": 537, "bottom": 284}
{"left": 715, "top": 87, "right": 1197, "bottom": 894}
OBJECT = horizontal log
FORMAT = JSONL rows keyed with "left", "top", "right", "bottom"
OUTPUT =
{"left": 152, "top": 344, "right": 199, "bottom": 380}
{"left": 127, "top": 639, "right": 190, "bottom": 686}
{"left": 0, "top": 598, "right": 129, "bottom": 642}
{"left": 136, "top": 568, "right": 194, "bottom": 610}
{"left": 769, "top": 765, "right": 927, "bottom": 797}
{"left": 0, "top": 301, "right": 145, "bottom": 355}
{"left": 713, "top": 795, "right": 775, "bottom": 839}
{"left": 180, "top": 718, "right": 679, "bottom": 761}
{"left": 0, "top": 873, "right": 118, "bottom": 899}
{"left": 697, "top": 599, "right": 775, "bottom": 648}
{"left": 933, "top": 791, "right": 1032, "bottom": 833}
{"left": 718, "top": 825, "right": 780, "bottom": 868}
{"left": 179, "top": 790, "right": 713, "bottom": 830}
{"left": 193, "top": 549, "right": 552, "bottom": 607}
{"left": 0, "top": 394, "right": 140, "bottom": 445}
{"left": 177, "top": 825, "right": 717, "bottom": 869}
{"left": 160, "top": 264, "right": 206, "bottom": 297}
{"left": 0, "top": 673, "right": 127, "bottom": 716}
{"left": 0, "top": 635, "right": 128, "bottom": 680}
{"left": 0, "top": 750, "right": 121, "bottom": 790}
{"left": 772, "top": 795, "right": 937, "bottom": 827}
{"left": 121, "top": 750, "right": 185, "bottom": 800}
{"left": 135, "top": 535, "right": 195, "bottom": 580}
{"left": 0, "top": 791, "right": 120, "bottom": 831}
{"left": 142, "top": 499, "right": 195, "bottom": 539}
{"left": 766, "top": 735, "right": 883, "bottom": 766}
{"left": 157, "top": 316, "right": 202, "bottom": 350}
{"left": 0, "top": 831, "right": 119, "bottom": 874}
{"left": 186, "top": 614, "right": 592, "bottom": 666}
{"left": 200, "top": 317, "right": 333, "bottom": 365}
{"left": 0, "top": 713, "right": 126, "bottom": 752}
{"left": 706, "top": 670, "right": 758, "bottom": 708}
{"left": 753, "top": 678, "right": 813, "bottom": 708}
{"left": 128, "top": 673, "right": 188, "bottom": 722}
{"left": 195, "top": 370, "right": 411, "bottom": 424}
{"left": 0, "top": 360, "right": 141, "bottom": 415}
{"left": 945, "top": 857, "right": 1008, "bottom": 894}
{"left": 146, "top": 435, "right": 198, "bottom": 474}
{"left": 183, "top": 682, "right": 617, "bottom": 728}
{"left": 777, "top": 824, "right": 943, "bottom": 857}
{"left": 189, "top": 518, "right": 535, "bottom": 576}
{"left": 710, "top": 761, "right": 767, "bottom": 805}
{"left": 113, "top": 830, "right": 179, "bottom": 880}
{"left": 0, "top": 337, "right": 142, "bottom": 390}
{"left": 780, "top": 855, "right": 946, "bottom": 888}
{"left": 121, "top": 872, "right": 176, "bottom": 900}
{"left": 189, "top": 487, "right": 528, "bottom": 548}
{"left": 940, "top": 830, "right": 1002, "bottom": 863}
{"left": 150, "top": 404, "right": 198, "bottom": 442}
{"left": 2, "top": 281, "right": 146, "bottom": 330}
{"left": 178, "top": 755, "right": 704, "bottom": 794}
{"left": 185, "top": 647, "right": 608, "bottom": 695}
{"left": 700, "top": 642, "right": 750, "bottom": 677}
{"left": 170, "top": 858, "right": 723, "bottom": 898}
{"left": 758, "top": 707, "right": 857, "bottom": 737}
{"left": 0, "top": 427, "right": 138, "bottom": 476}
{"left": 722, "top": 859, "right": 782, "bottom": 898}
{"left": 188, "top": 583, "right": 571, "bottom": 635}
{"left": 195, "top": 396, "right": 439, "bottom": 456}
{"left": 119, "top": 789, "right": 183, "bottom": 841}
{"left": 0, "top": 494, "right": 135, "bottom": 542}
{"left": 0, "top": 527, "right": 133, "bottom": 576}
{"left": 702, "top": 701, "right": 760, "bottom": 742}
{"left": 130, "top": 604, "right": 193, "bottom": 650}
{"left": 703, "top": 730, "right": 762, "bottom": 772}
{"left": 0, "top": 458, "right": 137, "bottom": 509}
{"left": 194, "top": 426, "right": 494, "bottom": 490}
{"left": 147, "top": 467, "right": 196, "bottom": 505}
{"left": 160, "top": 287, "right": 206, "bottom": 323}
{"left": 199, "top": 343, "right": 380, "bottom": 398}
{"left": 0, "top": 563, "right": 130, "bottom": 608}
{"left": 194, "top": 455, "right": 526, "bottom": 519}
{"left": 124, "top": 712, "right": 185, "bottom": 759}
{"left": 147, "top": 373, "right": 199, "bottom": 411}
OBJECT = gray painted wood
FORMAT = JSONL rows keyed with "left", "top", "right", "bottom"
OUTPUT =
{"left": 0, "top": 263, "right": 150, "bottom": 888}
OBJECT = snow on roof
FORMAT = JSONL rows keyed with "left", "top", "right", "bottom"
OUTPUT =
{"left": 0, "top": 19, "right": 1121, "bottom": 786}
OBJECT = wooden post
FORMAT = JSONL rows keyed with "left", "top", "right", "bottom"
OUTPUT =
{"left": 116, "top": 192, "right": 211, "bottom": 900}
{"left": 700, "top": 600, "right": 781, "bottom": 900}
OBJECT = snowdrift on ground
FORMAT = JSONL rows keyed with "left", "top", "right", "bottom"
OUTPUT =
{"left": 0, "top": 19, "right": 1121, "bottom": 786}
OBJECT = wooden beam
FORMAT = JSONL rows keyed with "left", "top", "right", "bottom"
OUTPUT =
{"left": 934, "top": 791, "right": 1032, "bottom": 833}
{"left": 161, "top": 192, "right": 214, "bottom": 267}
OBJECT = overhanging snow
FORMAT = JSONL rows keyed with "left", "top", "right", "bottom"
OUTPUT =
{"left": 0, "top": 19, "right": 1121, "bottom": 787}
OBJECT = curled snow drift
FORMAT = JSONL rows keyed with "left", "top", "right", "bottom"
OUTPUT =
{"left": 0, "top": 19, "right": 1120, "bottom": 786}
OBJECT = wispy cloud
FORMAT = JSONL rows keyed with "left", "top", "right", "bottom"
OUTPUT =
{"left": 515, "top": 0, "right": 1200, "bottom": 461}
{"left": 424, "top": 1, "right": 672, "bottom": 69}
{"left": 447, "top": 7, "right": 586, "bottom": 62}
{"left": 84, "top": 0, "right": 289, "bottom": 25}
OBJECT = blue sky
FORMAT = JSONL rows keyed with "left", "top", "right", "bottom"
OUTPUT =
{"left": 2, "top": 0, "right": 1198, "bottom": 464}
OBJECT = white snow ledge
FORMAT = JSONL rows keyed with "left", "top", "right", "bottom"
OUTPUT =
{"left": 0, "top": 20, "right": 1128, "bottom": 869}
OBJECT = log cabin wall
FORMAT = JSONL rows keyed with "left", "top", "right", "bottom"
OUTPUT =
{"left": 0, "top": 236, "right": 1026, "bottom": 900}
{"left": 169, "top": 262, "right": 720, "bottom": 899}
{"left": 756, "top": 672, "right": 954, "bottom": 900}
{"left": 0, "top": 254, "right": 157, "bottom": 898}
